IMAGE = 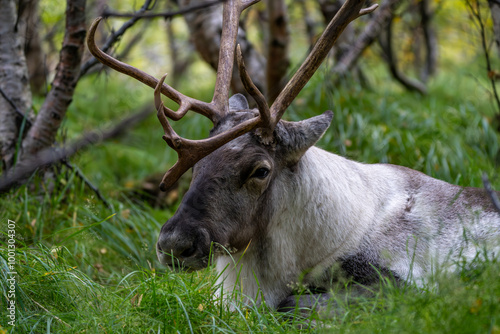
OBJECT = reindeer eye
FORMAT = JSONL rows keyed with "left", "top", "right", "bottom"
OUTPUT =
{"left": 251, "top": 167, "right": 269, "bottom": 179}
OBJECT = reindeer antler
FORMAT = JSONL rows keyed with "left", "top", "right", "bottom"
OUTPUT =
{"left": 86, "top": 0, "right": 377, "bottom": 191}
{"left": 154, "top": 74, "right": 263, "bottom": 190}
{"left": 268, "top": 1, "right": 379, "bottom": 131}
{"left": 87, "top": 17, "right": 222, "bottom": 122}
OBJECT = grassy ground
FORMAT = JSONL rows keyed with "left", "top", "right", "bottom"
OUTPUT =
{"left": 2, "top": 7, "right": 500, "bottom": 333}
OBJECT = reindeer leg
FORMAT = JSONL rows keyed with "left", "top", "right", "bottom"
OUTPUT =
{"left": 277, "top": 284, "right": 377, "bottom": 318}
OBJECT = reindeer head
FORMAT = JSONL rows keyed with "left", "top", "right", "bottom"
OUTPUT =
{"left": 155, "top": 97, "right": 334, "bottom": 269}
{"left": 87, "top": 0, "right": 377, "bottom": 270}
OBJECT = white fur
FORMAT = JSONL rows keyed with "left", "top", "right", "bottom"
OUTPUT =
{"left": 214, "top": 147, "right": 500, "bottom": 308}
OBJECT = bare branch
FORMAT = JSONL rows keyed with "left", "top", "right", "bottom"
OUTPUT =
{"left": 101, "top": 0, "right": 225, "bottom": 20}
{"left": 333, "top": 0, "right": 401, "bottom": 78}
{"left": 0, "top": 105, "right": 154, "bottom": 194}
{"left": 467, "top": 0, "right": 500, "bottom": 127}
{"left": 79, "top": 0, "right": 154, "bottom": 77}
{"left": 62, "top": 160, "right": 111, "bottom": 208}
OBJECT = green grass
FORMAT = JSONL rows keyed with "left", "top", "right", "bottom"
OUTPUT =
{"left": 2, "top": 22, "right": 500, "bottom": 334}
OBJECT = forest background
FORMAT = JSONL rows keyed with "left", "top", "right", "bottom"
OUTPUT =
{"left": 1, "top": 0, "right": 500, "bottom": 332}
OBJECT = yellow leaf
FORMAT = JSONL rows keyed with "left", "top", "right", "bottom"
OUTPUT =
{"left": 120, "top": 209, "right": 131, "bottom": 219}
{"left": 470, "top": 298, "right": 482, "bottom": 314}
{"left": 197, "top": 304, "right": 204, "bottom": 312}
{"left": 124, "top": 181, "right": 135, "bottom": 189}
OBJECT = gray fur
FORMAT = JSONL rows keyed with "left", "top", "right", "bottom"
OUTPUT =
{"left": 156, "top": 105, "right": 500, "bottom": 313}
{"left": 228, "top": 93, "right": 249, "bottom": 111}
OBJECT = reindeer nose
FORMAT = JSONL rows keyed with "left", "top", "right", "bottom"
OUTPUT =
{"left": 157, "top": 232, "right": 197, "bottom": 264}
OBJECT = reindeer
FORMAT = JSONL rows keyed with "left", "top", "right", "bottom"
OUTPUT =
{"left": 88, "top": 0, "right": 500, "bottom": 312}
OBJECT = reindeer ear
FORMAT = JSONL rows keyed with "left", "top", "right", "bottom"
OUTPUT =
{"left": 229, "top": 93, "right": 249, "bottom": 111}
{"left": 275, "top": 110, "right": 333, "bottom": 165}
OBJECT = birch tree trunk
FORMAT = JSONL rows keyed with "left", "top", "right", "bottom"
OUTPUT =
{"left": 0, "top": 0, "right": 32, "bottom": 169}
{"left": 21, "top": 0, "right": 86, "bottom": 158}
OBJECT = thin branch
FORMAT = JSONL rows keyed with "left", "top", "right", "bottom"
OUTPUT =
{"left": 101, "top": 0, "right": 226, "bottom": 20}
{"left": 62, "top": 160, "right": 111, "bottom": 208}
{"left": 333, "top": 0, "right": 401, "bottom": 79}
{"left": 0, "top": 105, "right": 154, "bottom": 194}
{"left": 482, "top": 173, "right": 500, "bottom": 215}
{"left": 466, "top": 0, "right": 500, "bottom": 121}
{"left": 79, "top": 0, "right": 154, "bottom": 77}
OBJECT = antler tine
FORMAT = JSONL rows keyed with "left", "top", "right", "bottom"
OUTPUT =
{"left": 155, "top": 74, "right": 191, "bottom": 121}
{"left": 87, "top": 17, "right": 220, "bottom": 123}
{"left": 236, "top": 44, "right": 271, "bottom": 129}
{"left": 157, "top": 114, "right": 262, "bottom": 190}
{"left": 268, "top": 0, "right": 378, "bottom": 130}
{"left": 155, "top": 77, "right": 263, "bottom": 191}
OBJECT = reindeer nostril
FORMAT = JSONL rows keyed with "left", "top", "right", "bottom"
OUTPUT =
{"left": 180, "top": 245, "right": 197, "bottom": 258}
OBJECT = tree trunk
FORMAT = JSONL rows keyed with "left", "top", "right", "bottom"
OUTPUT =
{"left": 488, "top": 0, "right": 500, "bottom": 58}
{"left": 20, "top": 0, "right": 47, "bottom": 95}
{"left": 0, "top": 0, "right": 32, "bottom": 170}
{"left": 418, "top": 0, "right": 438, "bottom": 82}
{"left": 380, "top": 15, "right": 428, "bottom": 94}
{"left": 179, "top": 0, "right": 266, "bottom": 98}
{"left": 21, "top": 0, "right": 86, "bottom": 158}
{"left": 266, "top": 0, "right": 289, "bottom": 103}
